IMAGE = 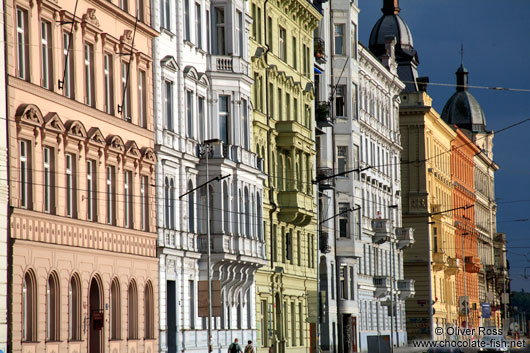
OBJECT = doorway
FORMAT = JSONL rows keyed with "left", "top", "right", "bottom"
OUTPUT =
{"left": 89, "top": 277, "right": 103, "bottom": 353}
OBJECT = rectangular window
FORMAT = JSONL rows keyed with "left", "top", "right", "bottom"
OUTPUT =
{"left": 141, "top": 176, "right": 149, "bottom": 231}
{"left": 41, "top": 21, "right": 52, "bottom": 89}
{"left": 62, "top": 32, "right": 74, "bottom": 98}
{"left": 107, "top": 166, "right": 116, "bottom": 225}
{"left": 294, "top": 98, "right": 298, "bottom": 123}
{"left": 206, "top": 9, "right": 211, "bottom": 52}
{"left": 351, "top": 23, "right": 358, "bottom": 59}
{"left": 433, "top": 227, "right": 438, "bottom": 253}
{"left": 189, "top": 280, "right": 195, "bottom": 329}
{"left": 120, "top": 0, "right": 128, "bottom": 11}
{"left": 352, "top": 83, "right": 358, "bottom": 120}
{"left": 296, "top": 231, "right": 301, "bottom": 266}
{"left": 299, "top": 302, "right": 303, "bottom": 346}
{"left": 353, "top": 144, "right": 359, "bottom": 180}
{"left": 138, "top": 70, "right": 146, "bottom": 127}
{"left": 215, "top": 7, "right": 225, "bottom": 54}
{"left": 186, "top": 90, "right": 194, "bottom": 138}
{"left": 66, "top": 153, "right": 76, "bottom": 218}
{"left": 219, "top": 95, "right": 230, "bottom": 143}
{"left": 236, "top": 10, "right": 243, "bottom": 56}
{"left": 251, "top": 4, "right": 256, "bottom": 38}
{"left": 285, "top": 232, "right": 292, "bottom": 262}
{"left": 184, "top": 0, "right": 190, "bottom": 41}
{"left": 339, "top": 203, "right": 350, "bottom": 238}
{"left": 43, "top": 147, "right": 54, "bottom": 214}
{"left": 136, "top": 0, "right": 144, "bottom": 20}
{"left": 84, "top": 43, "right": 95, "bottom": 107}
{"left": 335, "top": 85, "right": 345, "bottom": 117}
{"left": 16, "top": 8, "right": 28, "bottom": 80}
{"left": 198, "top": 96, "right": 205, "bottom": 141}
{"left": 104, "top": 53, "right": 114, "bottom": 114}
{"left": 257, "top": 7, "right": 262, "bottom": 43}
{"left": 285, "top": 93, "right": 291, "bottom": 120}
{"left": 165, "top": 80, "right": 173, "bottom": 131}
{"left": 337, "top": 146, "right": 347, "bottom": 175}
{"left": 87, "top": 160, "right": 97, "bottom": 221}
{"left": 350, "top": 267, "right": 355, "bottom": 300}
{"left": 292, "top": 36, "right": 297, "bottom": 69}
{"left": 267, "top": 17, "right": 273, "bottom": 51}
{"left": 277, "top": 88, "right": 282, "bottom": 121}
{"left": 334, "top": 24, "right": 344, "bottom": 55}
{"left": 340, "top": 265, "right": 347, "bottom": 299}
{"left": 124, "top": 171, "right": 133, "bottom": 228}
{"left": 330, "top": 262, "right": 335, "bottom": 299}
{"left": 291, "top": 302, "right": 296, "bottom": 346}
{"left": 279, "top": 26, "right": 287, "bottom": 61}
{"left": 195, "top": 3, "right": 202, "bottom": 48}
{"left": 121, "top": 62, "right": 131, "bottom": 120}
{"left": 242, "top": 99, "right": 249, "bottom": 149}
{"left": 161, "top": 0, "right": 170, "bottom": 30}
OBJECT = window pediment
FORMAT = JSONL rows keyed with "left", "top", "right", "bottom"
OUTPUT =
{"left": 87, "top": 127, "right": 106, "bottom": 147}
{"left": 161, "top": 55, "right": 179, "bottom": 72}
{"left": 15, "top": 104, "right": 44, "bottom": 127}
{"left": 106, "top": 135, "right": 125, "bottom": 154}
{"left": 65, "top": 120, "right": 88, "bottom": 140}
{"left": 141, "top": 147, "right": 157, "bottom": 164}
{"left": 43, "top": 113, "right": 65, "bottom": 134}
{"left": 125, "top": 141, "right": 142, "bottom": 160}
{"left": 81, "top": 8, "right": 101, "bottom": 42}
{"left": 183, "top": 66, "right": 200, "bottom": 81}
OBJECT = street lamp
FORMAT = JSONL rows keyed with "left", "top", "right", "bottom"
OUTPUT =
{"left": 388, "top": 204, "right": 399, "bottom": 352}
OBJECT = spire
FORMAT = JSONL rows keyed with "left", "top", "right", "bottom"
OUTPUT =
{"left": 456, "top": 45, "right": 469, "bottom": 92}
{"left": 382, "top": 0, "right": 400, "bottom": 15}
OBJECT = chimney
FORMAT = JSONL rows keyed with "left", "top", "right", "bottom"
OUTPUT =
{"left": 382, "top": 36, "right": 398, "bottom": 74}
{"left": 382, "top": 0, "right": 400, "bottom": 15}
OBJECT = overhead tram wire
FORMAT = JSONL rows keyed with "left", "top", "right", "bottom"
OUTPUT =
{"left": 400, "top": 80, "right": 530, "bottom": 93}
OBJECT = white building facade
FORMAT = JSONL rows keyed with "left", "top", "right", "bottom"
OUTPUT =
{"left": 152, "top": 0, "right": 266, "bottom": 352}
{"left": 357, "top": 41, "right": 413, "bottom": 351}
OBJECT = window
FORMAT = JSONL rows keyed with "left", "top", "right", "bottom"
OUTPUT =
{"left": 161, "top": 0, "right": 170, "bottom": 30}
{"left": 195, "top": 3, "right": 202, "bottom": 48}
{"left": 294, "top": 98, "right": 298, "bottom": 123}
{"left": 22, "top": 270, "right": 37, "bottom": 341}
{"left": 433, "top": 227, "right": 438, "bottom": 253}
{"left": 291, "top": 302, "right": 296, "bottom": 346}
{"left": 120, "top": 0, "right": 128, "bottom": 11}
{"left": 235, "top": 10, "right": 243, "bottom": 56}
{"left": 277, "top": 88, "right": 282, "bottom": 121}
{"left": 279, "top": 27, "right": 287, "bottom": 61}
{"left": 66, "top": 154, "right": 76, "bottom": 218}
{"left": 244, "top": 188, "right": 250, "bottom": 236}
{"left": 219, "top": 95, "right": 230, "bottom": 143}
{"left": 257, "top": 194, "right": 263, "bottom": 239}
{"left": 169, "top": 179, "right": 175, "bottom": 229}
{"left": 350, "top": 267, "right": 355, "bottom": 300}
{"left": 184, "top": 0, "right": 190, "bottom": 41}
{"left": 141, "top": 176, "right": 149, "bottom": 231}
{"left": 188, "top": 280, "right": 195, "bottom": 329}
{"left": 292, "top": 36, "right": 297, "bottom": 69}
{"left": 165, "top": 80, "right": 173, "bottom": 131}
{"left": 351, "top": 23, "right": 358, "bottom": 59}
{"left": 299, "top": 302, "right": 303, "bottom": 346}
{"left": 206, "top": 9, "right": 211, "bottom": 52}
{"left": 330, "top": 262, "right": 335, "bottom": 299}
{"left": 335, "top": 85, "right": 345, "bottom": 117}
{"left": 215, "top": 7, "right": 225, "bottom": 54}
{"left": 43, "top": 147, "right": 54, "bottom": 214}
{"left": 128, "top": 281, "right": 138, "bottom": 339}
{"left": 16, "top": 8, "right": 28, "bottom": 80}
{"left": 136, "top": 0, "right": 144, "bottom": 20}
{"left": 41, "top": 21, "right": 52, "bottom": 89}
{"left": 84, "top": 43, "right": 95, "bottom": 107}
{"left": 286, "top": 232, "right": 292, "bottom": 262}
{"left": 62, "top": 32, "right": 74, "bottom": 98}
{"left": 251, "top": 4, "right": 256, "bottom": 37}
{"left": 198, "top": 96, "right": 205, "bottom": 141}
{"left": 285, "top": 93, "right": 291, "bottom": 120}
{"left": 104, "top": 53, "right": 114, "bottom": 114}
{"left": 188, "top": 182, "right": 195, "bottom": 232}
{"left": 267, "top": 17, "right": 273, "bottom": 51}
{"left": 352, "top": 83, "right": 358, "bottom": 120}
{"left": 144, "top": 282, "right": 154, "bottom": 339}
{"left": 106, "top": 166, "right": 116, "bottom": 225}
{"left": 87, "top": 160, "right": 97, "bottom": 221}
{"left": 124, "top": 171, "right": 133, "bottom": 228}
{"left": 69, "top": 275, "right": 81, "bottom": 340}
{"left": 339, "top": 265, "right": 347, "bottom": 299}
{"left": 110, "top": 278, "right": 121, "bottom": 339}
{"left": 353, "top": 144, "right": 359, "bottom": 180}
{"left": 257, "top": 7, "right": 262, "bottom": 43}
{"left": 121, "top": 62, "right": 131, "bottom": 120}
{"left": 337, "top": 146, "right": 347, "bottom": 175}
{"left": 242, "top": 99, "right": 249, "bottom": 149}
{"left": 334, "top": 24, "right": 344, "bottom": 55}
{"left": 138, "top": 70, "right": 146, "bottom": 127}
{"left": 296, "top": 231, "right": 301, "bottom": 266}
{"left": 186, "top": 90, "right": 194, "bottom": 138}
{"left": 339, "top": 203, "right": 350, "bottom": 238}
{"left": 46, "top": 272, "right": 60, "bottom": 341}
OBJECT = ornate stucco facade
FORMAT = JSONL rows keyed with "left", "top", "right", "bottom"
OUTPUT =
{"left": 249, "top": 0, "right": 321, "bottom": 352}
{"left": 6, "top": 1, "right": 159, "bottom": 352}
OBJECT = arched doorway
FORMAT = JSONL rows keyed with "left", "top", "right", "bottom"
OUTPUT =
{"left": 89, "top": 277, "right": 103, "bottom": 353}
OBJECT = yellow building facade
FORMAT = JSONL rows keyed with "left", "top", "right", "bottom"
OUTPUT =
{"left": 400, "top": 91, "right": 458, "bottom": 340}
{"left": 248, "top": 0, "right": 321, "bottom": 352}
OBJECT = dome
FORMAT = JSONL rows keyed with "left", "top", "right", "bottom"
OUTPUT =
{"left": 369, "top": 14, "right": 415, "bottom": 57}
{"left": 441, "top": 65, "right": 486, "bottom": 132}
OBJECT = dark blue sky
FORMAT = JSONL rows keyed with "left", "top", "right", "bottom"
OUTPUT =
{"left": 358, "top": 0, "right": 530, "bottom": 291}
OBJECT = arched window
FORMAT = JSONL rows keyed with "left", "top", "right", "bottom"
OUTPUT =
{"left": 144, "top": 281, "right": 154, "bottom": 339}
{"left": 22, "top": 270, "right": 37, "bottom": 341}
{"left": 110, "top": 278, "right": 121, "bottom": 339}
{"left": 188, "top": 181, "right": 195, "bottom": 233}
{"left": 164, "top": 177, "right": 169, "bottom": 228}
{"left": 169, "top": 179, "right": 175, "bottom": 229}
{"left": 128, "top": 280, "right": 138, "bottom": 339}
{"left": 46, "top": 271, "right": 60, "bottom": 341}
{"left": 257, "top": 193, "right": 263, "bottom": 240}
{"left": 244, "top": 187, "right": 250, "bottom": 237}
{"left": 69, "top": 274, "right": 81, "bottom": 340}
{"left": 223, "top": 181, "right": 230, "bottom": 233}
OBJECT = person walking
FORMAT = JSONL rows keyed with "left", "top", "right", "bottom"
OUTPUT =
{"left": 244, "top": 340, "right": 255, "bottom": 353}
{"left": 228, "top": 338, "right": 242, "bottom": 353}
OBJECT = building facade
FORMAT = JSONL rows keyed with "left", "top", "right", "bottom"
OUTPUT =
{"left": 152, "top": 0, "right": 267, "bottom": 351}
{"left": 6, "top": 1, "right": 159, "bottom": 353}
{"left": 249, "top": 0, "right": 321, "bottom": 351}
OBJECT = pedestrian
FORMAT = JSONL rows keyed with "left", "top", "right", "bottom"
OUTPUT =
{"left": 228, "top": 338, "right": 242, "bottom": 353}
{"left": 244, "top": 340, "right": 255, "bottom": 353}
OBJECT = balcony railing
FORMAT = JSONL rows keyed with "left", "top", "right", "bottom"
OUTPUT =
{"left": 398, "top": 279, "right": 415, "bottom": 300}
{"left": 373, "top": 276, "right": 391, "bottom": 298}
{"left": 372, "top": 219, "right": 391, "bottom": 244}
{"left": 445, "top": 257, "right": 461, "bottom": 276}
{"left": 432, "top": 251, "right": 448, "bottom": 271}
{"left": 316, "top": 167, "right": 335, "bottom": 190}
{"left": 209, "top": 55, "right": 249, "bottom": 75}
{"left": 396, "top": 227, "right": 415, "bottom": 249}
{"left": 314, "top": 38, "right": 327, "bottom": 64}
{"left": 465, "top": 256, "right": 482, "bottom": 273}
{"left": 198, "top": 140, "right": 261, "bottom": 171}
{"left": 315, "top": 101, "right": 333, "bottom": 128}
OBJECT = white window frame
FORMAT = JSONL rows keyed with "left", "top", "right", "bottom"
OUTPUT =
{"left": 141, "top": 175, "right": 148, "bottom": 231}
{"left": 84, "top": 43, "right": 95, "bottom": 107}
{"left": 218, "top": 95, "right": 230, "bottom": 143}
{"left": 124, "top": 170, "right": 133, "bottom": 228}
{"left": 184, "top": 0, "right": 190, "bottom": 41}
{"left": 16, "top": 8, "right": 27, "bottom": 79}
{"left": 87, "top": 160, "right": 95, "bottom": 221}
{"left": 107, "top": 166, "right": 115, "bottom": 225}
{"left": 66, "top": 153, "right": 75, "bottom": 217}
{"left": 63, "top": 32, "right": 73, "bottom": 98}
{"left": 279, "top": 26, "right": 287, "bottom": 61}
{"left": 195, "top": 2, "right": 202, "bottom": 48}
{"left": 165, "top": 80, "right": 173, "bottom": 131}
{"left": 20, "top": 140, "right": 29, "bottom": 208}
{"left": 215, "top": 7, "right": 225, "bottom": 55}
{"left": 334, "top": 24, "right": 345, "bottom": 55}
{"left": 43, "top": 147, "right": 52, "bottom": 213}
{"left": 41, "top": 20, "right": 52, "bottom": 89}
{"left": 138, "top": 70, "right": 146, "bottom": 127}
{"left": 186, "top": 90, "right": 194, "bottom": 138}
{"left": 121, "top": 62, "right": 131, "bottom": 121}
{"left": 104, "top": 53, "right": 114, "bottom": 114}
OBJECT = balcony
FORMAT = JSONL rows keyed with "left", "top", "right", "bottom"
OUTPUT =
{"left": 445, "top": 257, "right": 461, "bottom": 276}
{"left": 316, "top": 101, "right": 333, "bottom": 129}
{"left": 198, "top": 140, "right": 261, "bottom": 171}
{"left": 398, "top": 279, "right": 415, "bottom": 300}
{"left": 277, "top": 190, "right": 315, "bottom": 227}
{"left": 373, "top": 276, "right": 391, "bottom": 298}
{"left": 465, "top": 256, "right": 482, "bottom": 273}
{"left": 432, "top": 251, "right": 448, "bottom": 271}
{"left": 314, "top": 38, "right": 327, "bottom": 64}
{"left": 209, "top": 55, "right": 249, "bottom": 75}
{"left": 319, "top": 232, "right": 331, "bottom": 253}
{"left": 316, "top": 168, "right": 335, "bottom": 190}
{"left": 372, "top": 219, "right": 391, "bottom": 244}
{"left": 396, "top": 227, "right": 415, "bottom": 249}
{"left": 198, "top": 232, "right": 267, "bottom": 267}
